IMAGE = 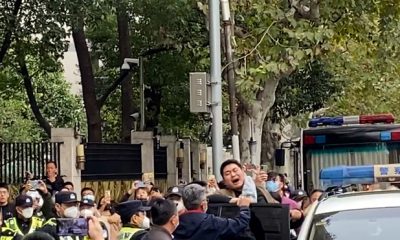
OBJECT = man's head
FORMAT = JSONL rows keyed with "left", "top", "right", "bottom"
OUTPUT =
{"left": 46, "top": 161, "right": 58, "bottom": 177}
{"left": 220, "top": 159, "right": 245, "bottom": 191}
{"left": 26, "top": 190, "right": 44, "bottom": 211}
{"left": 15, "top": 195, "right": 34, "bottom": 219}
{"left": 0, "top": 182, "right": 9, "bottom": 206}
{"left": 182, "top": 184, "right": 208, "bottom": 212}
{"left": 135, "top": 182, "right": 149, "bottom": 201}
{"left": 310, "top": 189, "right": 324, "bottom": 203}
{"left": 80, "top": 198, "right": 96, "bottom": 218}
{"left": 165, "top": 186, "right": 185, "bottom": 214}
{"left": 116, "top": 200, "right": 151, "bottom": 229}
{"left": 150, "top": 198, "right": 179, "bottom": 234}
{"left": 54, "top": 192, "right": 79, "bottom": 218}
{"left": 63, "top": 182, "right": 74, "bottom": 192}
{"left": 81, "top": 187, "right": 95, "bottom": 202}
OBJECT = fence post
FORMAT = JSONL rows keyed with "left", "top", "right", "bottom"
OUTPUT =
{"left": 131, "top": 131, "right": 154, "bottom": 177}
{"left": 50, "top": 128, "right": 81, "bottom": 197}
{"left": 160, "top": 135, "right": 177, "bottom": 187}
{"left": 181, "top": 138, "right": 192, "bottom": 183}
{"left": 191, "top": 141, "right": 200, "bottom": 181}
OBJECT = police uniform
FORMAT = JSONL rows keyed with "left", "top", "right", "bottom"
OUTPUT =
{"left": 4, "top": 195, "right": 44, "bottom": 237}
{"left": 38, "top": 192, "right": 109, "bottom": 240}
{"left": 116, "top": 200, "right": 151, "bottom": 240}
{"left": 0, "top": 227, "right": 22, "bottom": 240}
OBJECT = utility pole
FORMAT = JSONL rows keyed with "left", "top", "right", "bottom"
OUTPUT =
{"left": 209, "top": 0, "right": 224, "bottom": 180}
{"left": 221, "top": 0, "right": 240, "bottom": 161}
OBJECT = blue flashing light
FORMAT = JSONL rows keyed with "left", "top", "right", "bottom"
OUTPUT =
{"left": 319, "top": 165, "right": 374, "bottom": 189}
{"left": 315, "top": 135, "right": 326, "bottom": 144}
{"left": 380, "top": 131, "right": 391, "bottom": 141}
{"left": 308, "top": 117, "right": 344, "bottom": 128}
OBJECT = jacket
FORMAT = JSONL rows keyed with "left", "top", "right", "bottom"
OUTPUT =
{"left": 173, "top": 208, "right": 251, "bottom": 240}
{"left": 5, "top": 216, "right": 44, "bottom": 236}
{"left": 0, "top": 203, "right": 15, "bottom": 221}
{"left": 118, "top": 224, "right": 147, "bottom": 240}
{"left": 142, "top": 225, "right": 172, "bottom": 240}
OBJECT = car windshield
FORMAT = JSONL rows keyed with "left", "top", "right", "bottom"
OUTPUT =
{"left": 309, "top": 207, "right": 400, "bottom": 240}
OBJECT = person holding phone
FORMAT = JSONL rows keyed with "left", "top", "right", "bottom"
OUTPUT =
{"left": 43, "top": 161, "right": 64, "bottom": 195}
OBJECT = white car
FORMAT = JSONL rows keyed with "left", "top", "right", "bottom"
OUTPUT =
{"left": 297, "top": 190, "right": 400, "bottom": 240}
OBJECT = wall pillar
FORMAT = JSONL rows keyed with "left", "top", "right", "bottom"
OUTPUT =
{"left": 160, "top": 135, "right": 178, "bottom": 187}
{"left": 191, "top": 141, "right": 200, "bottom": 181}
{"left": 181, "top": 138, "right": 191, "bottom": 183}
{"left": 199, "top": 144, "right": 208, "bottom": 182}
{"left": 131, "top": 131, "right": 154, "bottom": 175}
{"left": 50, "top": 128, "right": 81, "bottom": 197}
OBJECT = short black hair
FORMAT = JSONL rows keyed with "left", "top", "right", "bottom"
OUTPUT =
{"left": 150, "top": 198, "right": 176, "bottom": 226}
{"left": 22, "top": 232, "right": 55, "bottom": 240}
{"left": 267, "top": 172, "right": 280, "bottom": 181}
{"left": 220, "top": 159, "right": 242, "bottom": 177}
{"left": 150, "top": 187, "right": 161, "bottom": 193}
{"left": 63, "top": 182, "right": 74, "bottom": 188}
{"left": 46, "top": 161, "right": 57, "bottom": 168}
{"left": 81, "top": 187, "right": 95, "bottom": 195}
{"left": 0, "top": 182, "right": 9, "bottom": 191}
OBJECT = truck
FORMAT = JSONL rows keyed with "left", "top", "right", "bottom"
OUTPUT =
{"left": 282, "top": 113, "right": 400, "bottom": 192}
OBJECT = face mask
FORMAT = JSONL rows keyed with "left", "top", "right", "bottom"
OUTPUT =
{"left": 140, "top": 216, "right": 150, "bottom": 229}
{"left": 80, "top": 209, "right": 94, "bottom": 218}
{"left": 83, "top": 195, "right": 95, "bottom": 202}
{"left": 266, "top": 181, "right": 280, "bottom": 193}
{"left": 64, "top": 206, "right": 79, "bottom": 218}
{"left": 176, "top": 201, "right": 185, "bottom": 213}
{"left": 22, "top": 207, "right": 34, "bottom": 219}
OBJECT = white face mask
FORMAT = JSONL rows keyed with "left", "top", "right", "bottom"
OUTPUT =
{"left": 64, "top": 206, "right": 79, "bottom": 218}
{"left": 22, "top": 207, "right": 34, "bottom": 219}
{"left": 80, "top": 209, "right": 94, "bottom": 218}
{"left": 83, "top": 195, "right": 95, "bottom": 202}
{"left": 176, "top": 201, "right": 185, "bottom": 213}
{"left": 140, "top": 216, "right": 150, "bottom": 229}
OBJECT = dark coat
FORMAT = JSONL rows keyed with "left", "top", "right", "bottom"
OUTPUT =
{"left": 142, "top": 225, "right": 172, "bottom": 240}
{"left": 173, "top": 208, "right": 251, "bottom": 240}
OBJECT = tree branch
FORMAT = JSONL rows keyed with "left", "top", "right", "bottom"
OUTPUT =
{"left": 140, "top": 45, "right": 178, "bottom": 57}
{"left": 18, "top": 55, "right": 51, "bottom": 137}
{"left": 0, "top": 0, "right": 22, "bottom": 64}
{"left": 97, "top": 69, "right": 130, "bottom": 108}
{"left": 256, "top": 67, "right": 295, "bottom": 102}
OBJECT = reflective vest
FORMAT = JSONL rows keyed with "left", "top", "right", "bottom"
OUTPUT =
{"left": 0, "top": 227, "right": 18, "bottom": 240}
{"left": 118, "top": 227, "right": 144, "bottom": 240}
{"left": 5, "top": 216, "right": 44, "bottom": 236}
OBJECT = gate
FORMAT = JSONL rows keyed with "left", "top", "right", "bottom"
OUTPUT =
{"left": 82, "top": 143, "right": 142, "bottom": 181}
{"left": 154, "top": 146, "right": 167, "bottom": 179}
{"left": 0, "top": 142, "right": 62, "bottom": 184}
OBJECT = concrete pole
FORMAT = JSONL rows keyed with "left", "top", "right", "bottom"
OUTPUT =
{"left": 209, "top": 0, "right": 224, "bottom": 180}
{"left": 139, "top": 57, "right": 145, "bottom": 131}
{"left": 221, "top": 0, "right": 240, "bottom": 161}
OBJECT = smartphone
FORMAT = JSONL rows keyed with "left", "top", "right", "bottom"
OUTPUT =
{"left": 30, "top": 180, "right": 40, "bottom": 190}
{"left": 56, "top": 218, "right": 88, "bottom": 236}
{"left": 105, "top": 190, "right": 111, "bottom": 199}
{"left": 260, "top": 165, "right": 268, "bottom": 172}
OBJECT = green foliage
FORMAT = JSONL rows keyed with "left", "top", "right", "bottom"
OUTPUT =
{"left": 271, "top": 60, "right": 342, "bottom": 122}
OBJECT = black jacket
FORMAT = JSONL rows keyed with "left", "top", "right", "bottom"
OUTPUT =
{"left": 173, "top": 208, "right": 251, "bottom": 240}
{"left": 142, "top": 225, "right": 172, "bottom": 240}
{"left": 0, "top": 203, "right": 15, "bottom": 221}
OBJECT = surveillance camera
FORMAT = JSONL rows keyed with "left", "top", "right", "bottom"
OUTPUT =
{"left": 130, "top": 112, "right": 140, "bottom": 120}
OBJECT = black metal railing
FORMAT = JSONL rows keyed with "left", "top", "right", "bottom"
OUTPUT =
{"left": 0, "top": 142, "right": 62, "bottom": 184}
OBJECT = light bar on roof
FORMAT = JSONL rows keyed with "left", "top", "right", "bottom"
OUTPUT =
{"left": 308, "top": 113, "right": 395, "bottom": 128}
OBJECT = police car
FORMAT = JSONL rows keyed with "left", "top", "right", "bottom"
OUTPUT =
{"left": 297, "top": 164, "right": 400, "bottom": 240}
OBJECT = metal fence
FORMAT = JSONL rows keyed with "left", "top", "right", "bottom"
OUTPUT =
{"left": 0, "top": 142, "right": 62, "bottom": 184}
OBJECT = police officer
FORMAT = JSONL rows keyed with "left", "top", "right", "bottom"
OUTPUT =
{"left": 5, "top": 194, "right": 44, "bottom": 238}
{"left": 116, "top": 200, "right": 151, "bottom": 240}
{"left": 37, "top": 191, "right": 80, "bottom": 239}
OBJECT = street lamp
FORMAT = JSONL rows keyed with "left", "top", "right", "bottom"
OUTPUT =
{"left": 121, "top": 57, "right": 145, "bottom": 131}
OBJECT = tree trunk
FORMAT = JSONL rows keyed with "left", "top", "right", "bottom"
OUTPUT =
{"left": 261, "top": 114, "right": 281, "bottom": 168}
{"left": 72, "top": 20, "right": 102, "bottom": 142}
{"left": 0, "top": 0, "right": 22, "bottom": 64}
{"left": 117, "top": 1, "right": 135, "bottom": 143}
{"left": 18, "top": 57, "right": 51, "bottom": 138}
{"left": 238, "top": 71, "right": 290, "bottom": 164}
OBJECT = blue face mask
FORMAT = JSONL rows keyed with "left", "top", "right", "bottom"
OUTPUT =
{"left": 266, "top": 181, "right": 280, "bottom": 193}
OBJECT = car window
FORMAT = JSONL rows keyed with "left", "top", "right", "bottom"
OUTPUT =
{"left": 309, "top": 207, "right": 400, "bottom": 240}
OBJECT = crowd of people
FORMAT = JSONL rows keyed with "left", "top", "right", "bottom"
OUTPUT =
{"left": 0, "top": 159, "right": 326, "bottom": 240}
